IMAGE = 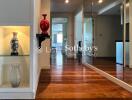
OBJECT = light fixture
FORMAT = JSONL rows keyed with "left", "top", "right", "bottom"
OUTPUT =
{"left": 98, "top": 0, "right": 103, "bottom": 4}
{"left": 126, "top": 3, "right": 129, "bottom": 7}
{"left": 65, "top": 0, "right": 69, "bottom": 4}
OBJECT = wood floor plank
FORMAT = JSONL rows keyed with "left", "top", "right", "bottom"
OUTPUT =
{"left": 36, "top": 58, "right": 132, "bottom": 100}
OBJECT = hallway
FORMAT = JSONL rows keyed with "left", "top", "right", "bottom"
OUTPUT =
{"left": 36, "top": 54, "right": 132, "bottom": 100}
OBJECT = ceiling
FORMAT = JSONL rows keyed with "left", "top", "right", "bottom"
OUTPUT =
{"left": 51, "top": 0, "right": 122, "bottom": 15}
{"left": 51, "top": 0, "right": 83, "bottom": 13}
{"left": 102, "top": 4, "right": 121, "bottom": 15}
{"left": 84, "top": 0, "right": 118, "bottom": 13}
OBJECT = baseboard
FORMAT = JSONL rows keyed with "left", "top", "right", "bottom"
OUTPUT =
{"left": 129, "top": 65, "right": 132, "bottom": 68}
{"left": 41, "top": 65, "right": 51, "bottom": 69}
{"left": 67, "top": 54, "right": 74, "bottom": 58}
{"left": 83, "top": 62, "right": 132, "bottom": 93}
{"left": 94, "top": 57, "right": 116, "bottom": 58}
{"left": 94, "top": 57, "right": 116, "bottom": 60}
{"left": 116, "top": 63, "right": 130, "bottom": 68}
{"left": 116, "top": 63, "right": 123, "bottom": 65}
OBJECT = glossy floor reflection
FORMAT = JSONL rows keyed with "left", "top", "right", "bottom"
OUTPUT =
{"left": 36, "top": 53, "right": 132, "bottom": 100}
{"left": 90, "top": 57, "right": 132, "bottom": 86}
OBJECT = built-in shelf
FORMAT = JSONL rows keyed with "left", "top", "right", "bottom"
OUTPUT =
{"left": 0, "top": 55, "right": 30, "bottom": 57}
{"left": 0, "top": 83, "right": 29, "bottom": 88}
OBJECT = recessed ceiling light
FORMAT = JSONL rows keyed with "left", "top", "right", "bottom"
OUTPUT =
{"left": 98, "top": 0, "right": 103, "bottom": 4}
{"left": 65, "top": 0, "right": 69, "bottom": 4}
{"left": 126, "top": 3, "right": 129, "bottom": 7}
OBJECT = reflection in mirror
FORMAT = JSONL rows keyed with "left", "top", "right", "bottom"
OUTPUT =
{"left": 124, "top": 0, "right": 132, "bottom": 84}
{"left": 83, "top": 0, "right": 132, "bottom": 86}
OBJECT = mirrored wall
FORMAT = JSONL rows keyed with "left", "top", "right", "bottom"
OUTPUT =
{"left": 83, "top": 0, "right": 132, "bottom": 86}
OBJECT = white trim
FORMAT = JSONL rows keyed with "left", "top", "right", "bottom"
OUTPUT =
{"left": 129, "top": 0, "right": 132, "bottom": 68}
{"left": 83, "top": 62, "right": 132, "bottom": 93}
{"left": 98, "top": 0, "right": 123, "bottom": 15}
{"left": 33, "top": 68, "right": 41, "bottom": 98}
{"left": 123, "top": 0, "right": 127, "bottom": 68}
{"left": 0, "top": 88, "right": 32, "bottom": 93}
{"left": 0, "top": 23, "right": 32, "bottom": 26}
{"left": 0, "top": 92, "right": 34, "bottom": 99}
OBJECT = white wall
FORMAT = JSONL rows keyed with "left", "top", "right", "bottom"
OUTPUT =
{"left": 83, "top": 18, "right": 93, "bottom": 56}
{"left": 0, "top": 0, "right": 33, "bottom": 25}
{"left": 129, "top": 0, "right": 132, "bottom": 68}
{"left": 74, "top": 10, "right": 83, "bottom": 58}
{"left": 33, "top": 0, "right": 41, "bottom": 96}
{"left": 39, "top": 0, "right": 51, "bottom": 69}
{"left": 94, "top": 15, "right": 120, "bottom": 57}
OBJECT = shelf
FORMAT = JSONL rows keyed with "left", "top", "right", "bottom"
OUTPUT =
{"left": 0, "top": 83, "right": 29, "bottom": 88}
{"left": 0, "top": 55, "right": 30, "bottom": 57}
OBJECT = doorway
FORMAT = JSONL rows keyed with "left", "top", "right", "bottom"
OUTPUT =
{"left": 52, "top": 23, "right": 63, "bottom": 50}
{"left": 51, "top": 18, "right": 68, "bottom": 66}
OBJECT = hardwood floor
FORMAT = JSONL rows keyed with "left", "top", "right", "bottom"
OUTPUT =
{"left": 91, "top": 57, "right": 132, "bottom": 86}
{"left": 36, "top": 54, "right": 132, "bottom": 100}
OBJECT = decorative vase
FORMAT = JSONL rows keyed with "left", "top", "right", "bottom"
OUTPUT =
{"left": 40, "top": 14, "right": 50, "bottom": 35}
{"left": 10, "top": 64, "right": 21, "bottom": 88}
{"left": 36, "top": 14, "right": 50, "bottom": 49}
{"left": 10, "top": 32, "right": 19, "bottom": 56}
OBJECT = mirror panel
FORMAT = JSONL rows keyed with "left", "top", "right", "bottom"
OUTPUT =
{"left": 83, "top": 0, "right": 132, "bottom": 86}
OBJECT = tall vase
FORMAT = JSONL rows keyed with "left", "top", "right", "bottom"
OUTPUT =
{"left": 10, "top": 32, "right": 19, "bottom": 56}
{"left": 40, "top": 14, "right": 50, "bottom": 35}
{"left": 10, "top": 64, "right": 21, "bottom": 88}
